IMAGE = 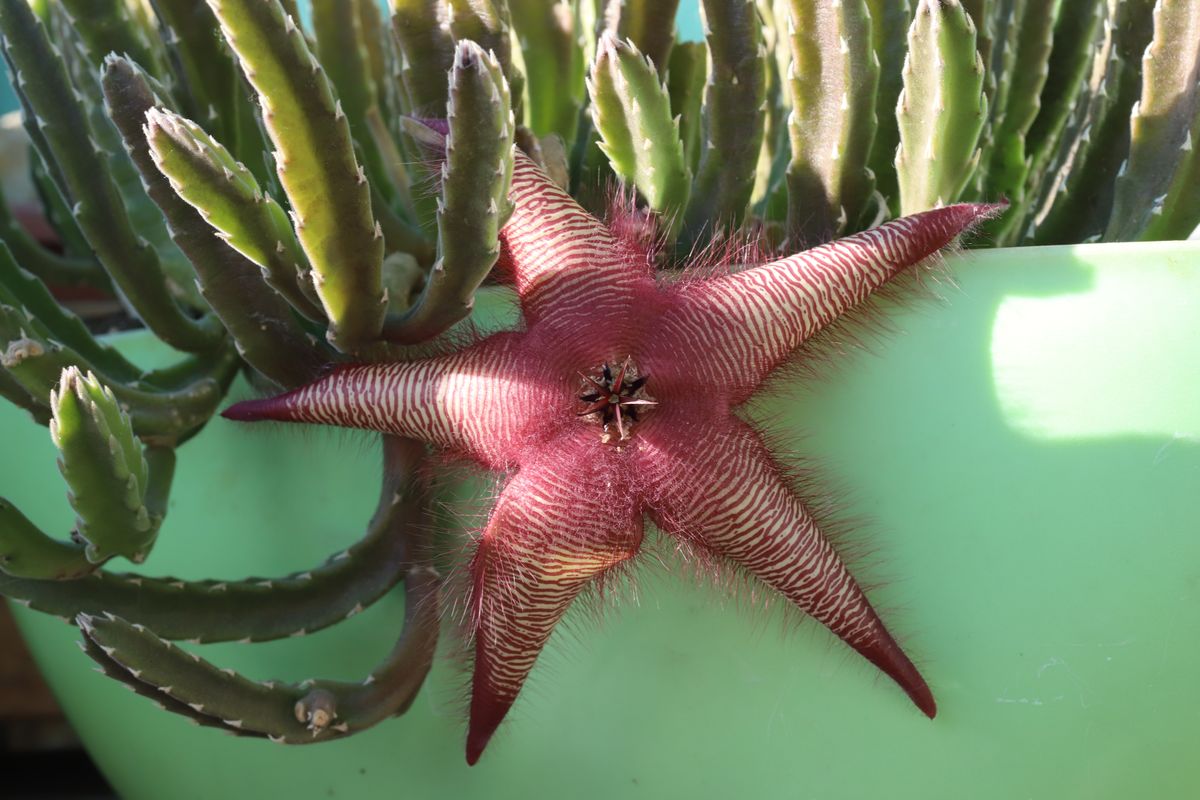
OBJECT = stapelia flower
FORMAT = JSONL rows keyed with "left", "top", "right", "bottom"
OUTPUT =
{"left": 224, "top": 148, "right": 1002, "bottom": 764}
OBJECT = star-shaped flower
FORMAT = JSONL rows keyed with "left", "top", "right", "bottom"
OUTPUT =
{"left": 224, "top": 148, "right": 1000, "bottom": 764}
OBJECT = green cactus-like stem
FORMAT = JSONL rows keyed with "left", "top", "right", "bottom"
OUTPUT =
{"left": 152, "top": 0, "right": 248, "bottom": 150}
{"left": 391, "top": 0, "right": 455, "bottom": 115}
{"left": 48, "top": 3, "right": 204, "bottom": 310}
{"left": 448, "top": 0, "right": 524, "bottom": 117}
{"left": 895, "top": 0, "right": 987, "bottom": 214}
{"left": 28, "top": 152, "right": 92, "bottom": 260}
{"left": 378, "top": 7, "right": 412, "bottom": 130}
{"left": 0, "top": 243, "right": 140, "bottom": 384}
{"left": 783, "top": 0, "right": 879, "bottom": 243}
{"left": 0, "top": 496, "right": 92, "bottom": 579}
{"left": 509, "top": 0, "right": 585, "bottom": 142}
{"left": 313, "top": 0, "right": 377, "bottom": 143}
{"left": 1106, "top": 0, "right": 1200, "bottom": 241}
{"left": 71, "top": 435, "right": 439, "bottom": 742}
{"left": 981, "top": 0, "right": 1057, "bottom": 242}
{"left": 0, "top": 434, "right": 430, "bottom": 641}
{"left": 103, "top": 61, "right": 324, "bottom": 390}
{"left": 602, "top": 0, "right": 681, "bottom": 77}
{"left": 1022, "top": 0, "right": 1107, "bottom": 212}
{"left": 5, "top": 346, "right": 223, "bottom": 443}
{"left": 0, "top": 243, "right": 191, "bottom": 427}
{"left": 1135, "top": 113, "right": 1199, "bottom": 240}
{"left": 380, "top": 251, "right": 424, "bottom": 314}
{"left": 0, "top": 183, "right": 107, "bottom": 291}
{"left": 367, "top": 179, "right": 434, "bottom": 266}
{"left": 959, "top": 0, "right": 993, "bottom": 84}
{"left": 0, "top": 318, "right": 228, "bottom": 443}
{"left": 0, "top": 0, "right": 225, "bottom": 353}
{"left": 50, "top": 367, "right": 157, "bottom": 564}
{"left": 666, "top": 40, "right": 707, "bottom": 176}
{"left": 535, "top": 133, "right": 571, "bottom": 190}
{"left": 865, "top": 0, "right": 912, "bottom": 211}
{"left": 133, "top": 345, "right": 241, "bottom": 396}
{"left": 1, "top": 444, "right": 172, "bottom": 581}
{"left": 77, "top": 563, "right": 437, "bottom": 742}
{"left": 365, "top": 107, "right": 418, "bottom": 222}
{"left": 1024, "top": 4, "right": 1114, "bottom": 242}
{"left": 58, "top": 0, "right": 165, "bottom": 77}
{"left": 750, "top": 0, "right": 786, "bottom": 219}
{"left": 984, "top": 0, "right": 1023, "bottom": 121}
{"left": 955, "top": 0, "right": 993, "bottom": 199}
{"left": 357, "top": 0, "right": 390, "bottom": 108}
{"left": 210, "top": 0, "right": 385, "bottom": 352}
{"left": 589, "top": 34, "right": 691, "bottom": 238}
{"left": 313, "top": 0, "right": 392, "bottom": 203}
{"left": 383, "top": 44, "right": 513, "bottom": 344}
{"left": 0, "top": 367, "right": 48, "bottom": 424}
{"left": 78, "top": 623, "right": 263, "bottom": 737}
{"left": 1032, "top": 0, "right": 1157, "bottom": 243}
{"left": 684, "top": 0, "right": 767, "bottom": 234}
{"left": 140, "top": 108, "right": 325, "bottom": 326}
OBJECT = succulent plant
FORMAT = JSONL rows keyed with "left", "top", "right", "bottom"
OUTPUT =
{"left": 0, "top": 0, "right": 1196, "bottom": 765}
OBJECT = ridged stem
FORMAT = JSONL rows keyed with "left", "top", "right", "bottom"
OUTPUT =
{"left": 684, "top": 0, "right": 767, "bottom": 234}
{"left": 0, "top": 0, "right": 225, "bottom": 352}
{"left": 589, "top": 33, "right": 691, "bottom": 238}
{"left": 981, "top": 0, "right": 1058, "bottom": 241}
{"left": 865, "top": 0, "right": 913, "bottom": 211}
{"left": 509, "top": 0, "right": 585, "bottom": 142}
{"left": 71, "top": 436, "right": 439, "bottom": 742}
{"left": 209, "top": 0, "right": 386, "bottom": 351}
{"left": 783, "top": 0, "right": 879, "bottom": 242}
{"left": 382, "top": 43, "right": 513, "bottom": 343}
{"left": 103, "top": 60, "right": 324, "bottom": 390}
{"left": 1031, "top": 0, "right": 1157, "bottom": 243}
{"left": 1020, "top": 0, "right": 1107, "bottom": 225}
{"left": 894, "top": 0, "right": 987, "bottom": 214}
{"left": 0, "top": 243, "right": 140, "bottom": 383}
{"left": 601, "top": 0, "right": 681, "bottom": 76}
{"left": 1106, "top": 0, "right": 1200, "bottom": 241}
{"left": 390, "top": 0, "right": 455, "bottom": 115}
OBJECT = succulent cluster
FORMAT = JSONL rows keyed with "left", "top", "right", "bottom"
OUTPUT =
{"left": 0, "top": 0, "right": 1196, "bottom": 758}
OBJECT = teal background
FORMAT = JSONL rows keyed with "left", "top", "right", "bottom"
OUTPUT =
{"left": 3, "top": 241, "right": 1199, "bottom": 798}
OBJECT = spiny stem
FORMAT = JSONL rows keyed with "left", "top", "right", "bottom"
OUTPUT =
{"left": 209, "top": 0, "right": 386, "bottom": 351}
{"left": 71, "top": 436, "right": 439, "bottom": 741}
{"left": 0, "top": 0, "right": 225, "bottom": 353}
{"left": 684, "top": 0, "right": 767, "bottom": 235}
{"left": 1, "top": 437, "right": 431, "bottom": 642}
{"left": 382, "top": 43, "right": 514, "bottom": 344}
{"left": 589, "top": 33, "right": 691, "bottom": 239}
{"left": 509, "top": 0, "right": 586, "bottom": 142}
{"left": 783, "top": 0, "right": 879, "bottom": 242}
{"left": 600, "top": 0, "right": 681, "bottom": 78}
{"left": 104, "top": 58, "right": 325, "bottom": 390}
{"left": 1106, "top": 0, "right": 1200, "bottom": 241}
{"left": 894, "top": 0, "right": 987, "bottom": 214}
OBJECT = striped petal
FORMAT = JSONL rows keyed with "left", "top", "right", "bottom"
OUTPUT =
{"left": 222, "top": 332, "right": 560, "bottom": 469}
{"left": 649, "top": 203, "right": 1004, "bottom": 404}
{"left": 633, "top": 413, "right": 935, "bottom": 718}
{"left": 500, "top": 152, "right": 655, "bottom": 364}
{"left": 466, "top": 428, "right": 644, "bottom": 764}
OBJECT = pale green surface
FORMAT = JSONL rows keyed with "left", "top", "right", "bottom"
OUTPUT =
{"left": 2, "top": 242, "right": 1199, "bottom": 799}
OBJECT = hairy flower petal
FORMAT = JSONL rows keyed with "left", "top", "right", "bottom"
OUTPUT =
{"left": 649, "top": 203, "right": 1004, "bottom": 403}
{"left": 466, "top": 429, "right": 643, "bottom": 764}
{"left": 634, "top": 413, "right": 934, "bottom": 717}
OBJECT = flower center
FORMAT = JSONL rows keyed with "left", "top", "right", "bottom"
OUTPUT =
{"left": 577, "top": 357, "right": 656, "bottom": 443}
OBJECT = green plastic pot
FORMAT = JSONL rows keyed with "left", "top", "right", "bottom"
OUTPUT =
{"left": 3, "top": 241, "right": 1198, "bottom": 798}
